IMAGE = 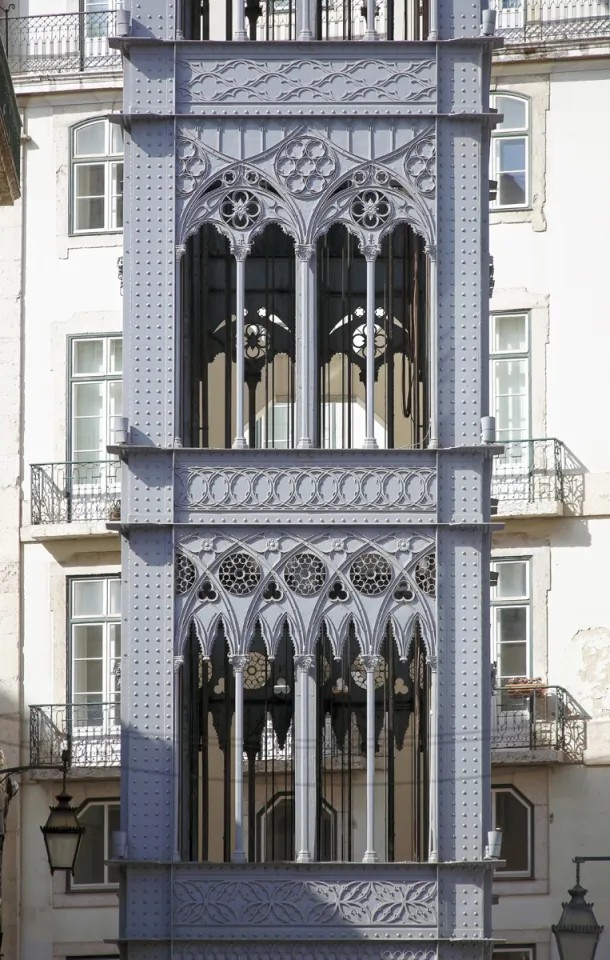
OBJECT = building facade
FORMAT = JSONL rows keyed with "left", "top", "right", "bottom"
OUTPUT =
{"left": 2, "top": 1, "right": 610, "bottom": 960}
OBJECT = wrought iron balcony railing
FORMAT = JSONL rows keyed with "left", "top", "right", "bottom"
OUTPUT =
{"left": 490, "top": 0, "right": 610, "bottom": 44}
{"left": 30, "top": 702, "right": 121, "bottom": 770}
{"left": 491, "top": 438, "right": 580, "bottom": 513}
{"left": 0, "top": 35, "right": 20, "bottom": 204}
{"left": 30, "top": 460, "right": 121, "bottom": 525}
{"left": 492, "top": 685, "right": 587, "bottom": 762}
{"left": 3, "top": 11, "right": 121, "bottom": 76}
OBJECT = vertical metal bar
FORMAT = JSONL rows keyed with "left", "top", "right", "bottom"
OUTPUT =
{"left": 386, "top": 234, "right": 395, "bottom": 449}
{"left": 296, "top": 244, "right": 316, "bottom": 449}
{"left": 233, "top": 248, "right": 248, "bottom": 449}
{"left": 347, "top": 632, "right": 353, "bottom": 861}
{"left": 387, "top": 627, "right": 395, "bottom": 862}
{"left": 363, "top": 251, "right": 379, "bottom": 449}
{"left": 362, "top": 654, "right": 380, "bottom": 863}
{"left": 223, "top": 640, "right": 232, "bottom": 862}
{"left": 427, "top": 655, "right": 438, "bottom": 862}
{"left": 201, "top": 653, "right": 209, "bottom": 861}
{"left": 426, "top": 245, "right": 438, "bottom": 448}
{"left": 224, "top": 245, "right": 233, "bottom": 449}
{"left": 233, "top": 0, "right": 248, "bottom": 39}
{"left": 201, "top": 230, "right": 210, "bottom": 448}
{"left": 230, "top": 656, "right": 247, "bottom": 861}
{"left": 296, "top": 654, "right": 313, "bottom": 862}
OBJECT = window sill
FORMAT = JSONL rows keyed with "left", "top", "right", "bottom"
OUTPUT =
{"left": 492, "top": 877, "right": 548, "bottom": 896}
{"left": 58, "top": 231, "right": 123, "bottom": 259}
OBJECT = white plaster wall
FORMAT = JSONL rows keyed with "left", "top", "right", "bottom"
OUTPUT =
{"left": 491, "top": 53, "right": 610, "bottom": 957}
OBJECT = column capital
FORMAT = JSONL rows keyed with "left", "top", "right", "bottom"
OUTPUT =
{"left": 231, "top": 240, "right": 252, "bottom": 261}
{"left": 361, "top": 654, "right": 382, "bottom": 673}
{"left": 360, "top": 241, "right": 380, "bottom": 262}
{"left": 229, "top": 654, "right": 249, "bottom": 673}
{"left": 175, "top": 243, "right": 186, "bottom": 262}
{"left": 427, "top": 654, "right": 438, "bottom": 673}
{"left": 295, "top": 243, "right": 316, "bottom": 262}
{"left": 294, "top": 654, "right": 315, "bottom": 673}
{"left": 425, "top": 242, "right": 437, "bottom": 261}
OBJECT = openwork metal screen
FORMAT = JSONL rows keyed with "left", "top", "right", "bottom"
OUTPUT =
{"left": 30, "top": 703, "right": 121, "bottom": 769}
{"left": 492, "top": 685, "right": 587, "bottom": 762}
{"left": 31, "top": 460, "right": 121, "bottom": 524}
{"left": 490, "top": 0, "right": 610, "bottom": 43}
{"left": 180, "top": 624, "right": 295, "bottom": 862}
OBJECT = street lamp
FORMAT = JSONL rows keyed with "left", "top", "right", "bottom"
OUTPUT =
{"left": 40, "top": 785, "right": 84, "bottom": 875}
{"left": 552, "top": 859, "right": 605, "bottom": 960}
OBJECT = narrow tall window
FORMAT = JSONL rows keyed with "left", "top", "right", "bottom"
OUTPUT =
{"left": 490, "top": 94, "right": 529, "bottom": 209}
{"left": 72, "top": 800, "right": 120, "bottom": 888}
{"left": 70, "top": 335, "right": 122, "bottom": 463}
{"left": 70, "top": 577, "right": 121, "bottom": 732}
{"left": 72, "top": 119, "right": 124, "bottom": 233}
{"left": 491, "top": 786, "right": 533, "bottom": 878}
{"left": 491, "top": 558, "right": 531, "bottom": 683}
{"left": 490, "top": 313, "right": 530, "bottom": 444}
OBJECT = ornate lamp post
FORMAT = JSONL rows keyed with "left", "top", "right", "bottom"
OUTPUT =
{"left": 552, "top": 858, "right": 605, "bottom": 960}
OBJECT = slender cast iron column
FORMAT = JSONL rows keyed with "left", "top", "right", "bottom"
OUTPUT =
{"left": 362, "top": 245, "right": 380, "bottom": 449}
{"left": 230, "top": 654, "right": 248, "bottom": 862}
{"left": 231, "top": 242, "right": 250, "bottom": 449}
{"left": 297, "top": 0, "right": 314, "bottom": 40}
{"left": 427, "top": 655, "right": 439, "bottom": 862}
{"left": 295, "top": 654, "right": 314, "bottom": 862}
{"left": 295, "top": 243, "right": 316, "bottom": 449}
{"left": 362, "top": 654, "right": 380, "bottom": 863}
{"left": 426, "top": 244, "right": 439, "bottom": 449}
{"left": 233, "top": 0, "right": 248, "bottom": 39}
{"left": 363, "top": 0, "right": 379, "bottom": 40}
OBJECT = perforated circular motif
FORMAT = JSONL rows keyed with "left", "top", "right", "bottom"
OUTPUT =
{"left": 283, "top": 552, "right": 327, "bottom": 596}
{"left": 351, "top": 655, "right": 388, "bottom": 689}
{"left": 349, "top": 552, "right": 392, "bottom": 596}
{"left": 218, "top": 552, "right": 261, "bottom": 596}
{"left": 415, "top": 553, "right": 436, "bottom": 597}
{"left": 175, "top": 555, "right": 196, "bottom": 595}
{"left": 350, "top": 190, "right": 391, "bottom": 229}
{"left": 244, "top": 651, "right": 270, "bottom": 690}
{"left": 220, "top": 190, "right": 261, "bottom": 230}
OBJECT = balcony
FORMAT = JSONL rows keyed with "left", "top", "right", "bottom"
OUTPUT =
{"left": 0, "top": 34, "right": 20, "bottom": 204}
{"left": 490, "top": 0, "right": 610, "bottom": 45}
{"left": 492, "top": 684, "right": 587, "bottom": 763}
{"left": 491, "top": 438, "right": 582, "bottom": 518}
{"left": 3, "top": 11, "right": 121, "bottom": 77}
{"left": 31, "top": 460, "right": 120, "bottom": 526}
{"left": 30, "top": 702, "right": 120, "bottom": 775}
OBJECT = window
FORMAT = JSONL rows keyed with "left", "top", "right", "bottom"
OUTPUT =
{"left": 70, "top": 335, "right": 122, "bottom": 463}
{"left": 70, "top": 577, "right": 121, "bottom": 730}
{"left": 492, "top": 786, "right": 533, "bottom": 878}
{"left": 72, "top": 118, "right": 123, "bottom": 233}
{"left": 494, "top": 950, "right": 535, "bottom": 960}
{"left": 256, "top": 792, "right": 334, "bottom": 862}
{"left": 72, "top": 800, "right": 120, "bottom": 888}
{"left": 491, "top": 559, "right": 531, "bottom": 683}
{"left": 491, "top": 94, "right": 529, "bottom": 209}
{"left": 490, "top": 314, "right": 530, "bottom": 444}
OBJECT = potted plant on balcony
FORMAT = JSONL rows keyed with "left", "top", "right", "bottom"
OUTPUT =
{"left": 108, "top": 499, "right": 121, "bottom": 521}
{"left": 504, "top": 676, "right": 546, "bottom": 699}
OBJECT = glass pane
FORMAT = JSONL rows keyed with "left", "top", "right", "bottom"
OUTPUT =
{"left": 111, "top": 123, "right": 124, "bottom": 155}
{"left": 497, "top": 607, "right": 527, "bottom": 645}
{"left": 75, "top": 163, "right": 105, "bottom": 198}
{"left": 74, "top": 658, "right": 104, "bottom": 695}
{"left": 493, "top": 315, "right": 527, "bottom": 354}
{"left": 72, "top": 696, "right": 104, "bottom": 727}
{"left": 108, "top": 804, "right": 121, "bottom": 883}
{"left": 498, "top": 171, "right": 526, "bottom": 207}
{"left": 495, "top": 562, "right": 527, "bottom": 599}
{"left": 494, "top": 791, "right": 530, "bottom": 873}
{"left": 73, "top": 339, "right": 104, "bottom": 376}
{"left": 108, "top": 578, "right": 121, "bottom": 616}
{"left": 75, "top": 197, "right": 105, "bottom": 232}
{"left": 73, "top": 624, "right": 104, "bottom": 660}
{"left": 493, "top": 359, "right": 527, "bottom": 437}
{"left": 108, "top": 380, "right": 123, "bottom": 421}
{"left": 74, "top": 121, "right": 105, "bottom": 157}
{"left": 495, "top": 96, "right": 527, "bottom": 131}
{"left": 498, "top": 138, "right": 525, "bottom": 174}
{"left": 109, "top": 623, "right": 121, "bottom": 659}
{"left": 74, "top": 418, "right": 102, "bottom": 455}
{"left": 74, "top": 804, "right": 105, "bottom": 885}
{"left": 109, "top": 338, "right": 122, "bottom": 374}
{"left": 498, "top": 641, "right": 528, "bottom": 678}
{"left": 73, "top": 579, "right": 105, "bottom": 617}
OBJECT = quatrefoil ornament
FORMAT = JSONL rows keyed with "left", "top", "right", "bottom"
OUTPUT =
{"left": 275, "top": 138, "right": 337, "bottom": 197}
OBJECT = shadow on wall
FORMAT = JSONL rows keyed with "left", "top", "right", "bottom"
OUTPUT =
{"left": 562, "top": 443, "right": 585, "bottom": 516}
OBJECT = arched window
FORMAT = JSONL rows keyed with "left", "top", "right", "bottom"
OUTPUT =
{"left": 490, "top": 94, "right": 529, "bottom": 209}
{"left": 71, "top": 118, "right": 124, "bottom": 234}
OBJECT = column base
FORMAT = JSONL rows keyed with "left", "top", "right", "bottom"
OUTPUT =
{"left": 363, "top": 30, "right": 379, "bottom": 40}
{"left": 296, "top": 850, "right": 313, "bottom": 863}
{"left": 232, "top": 438, "right": 248, "bottom": 450}
{"left": 362, "top": 850, "right": 379, "bottom": 864}
{"left": 297, "top": 438, "right": 313, "bottom": 450}
{"left": 233, "top": 30, "right": 249, "bottom": 40}
{"left": 298, "top": 30, "right": 313, "bottom": 39}
{"left": 362, "top": 438, "right": 379, "bottom": 450}
{"left": 428, "top": 850, "right": 439, "bottom": 863}
{"left": 231, "top": 850, "right": 247, "bottom": 863}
